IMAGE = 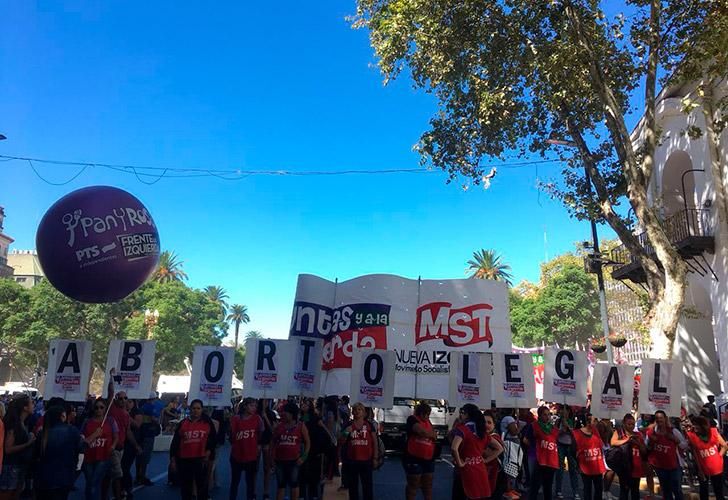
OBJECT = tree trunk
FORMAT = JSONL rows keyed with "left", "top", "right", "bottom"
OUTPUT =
{"left": 234, "top": 322, "right": 240, "bottom": 349}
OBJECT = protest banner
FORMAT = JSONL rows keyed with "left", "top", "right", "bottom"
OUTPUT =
{"left": 448, "top": 352, "right": 493, "bottom": 407}
{"left": 242, "top": 339, "right": 291, "bottom": 399}
{"left": 591, "top": 364, "right": 635, "bottom": 419}
{"left": 45, "top": 340, "right": 92, "bottom": 402}
{"left": 102, "top": 340, "right": 156, "bottom": 399}
{"left": 189, "top": 346, "right": 235, "bottom": 406}
{"left": 288, "top": 273, "right": 512, "bottom": 398}
{"left": 291, "top": 337, "right": 324, "bottom": 397}
{"left": 543, "top": 348, "right": 588, "bottom": 406}
{"left": 638, "top": 359, "right": 685, "bottom": 416}
{"left": 493, "top": 353, "right": 536, "bottom": 408}
{"left": 350, "top": 349, "right": 396, "bottom": 409}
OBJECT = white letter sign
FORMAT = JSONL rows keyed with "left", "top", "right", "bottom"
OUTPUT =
{"left": 591, "top": 363, "right": 635, "bottom": 419}
{"left": 242, "top": 339, "right": 291, "bottom": 399}
{"left": 493, "top": 353, "right": 536, "bottom": 408}
{"left": 102, "top": 340, "right": 156, "bottom": 399}
{"left": 45, "top": 340, "right": 92, "bottom": 402}
{"left": 350, "top": 349, "right": 395, "bottom": 409}
{"left": 189, "top": 346, "right": 234, "bottom": 406}
{"left": 638, "top": 359, "right": 684, "bottom": 416}
{"left": 448, "top": 352, "right": 492, "bottom": 407}
{"left": 543, "top": 348, "right": 588, "bottom": 406}
{"left": 291, "top": 338, "right": 323, "bottom": 397}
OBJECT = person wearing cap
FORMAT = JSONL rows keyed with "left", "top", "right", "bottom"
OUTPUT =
{"left": 229, "top": 398, "right": 264, "bottom": 500}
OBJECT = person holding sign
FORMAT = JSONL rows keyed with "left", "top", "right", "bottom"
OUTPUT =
{"left": 342, "top": 403, "right": 379, "bottom": 500}
{"left": 403, "top": 402, "right": 437, "bottom": 500}
{"left": 684, "top": 416, "right": 727, "bottom": 500}
{"left": 572, "top": 416, "right": 606, "bottom": 500}
{"left": 169, "top": 400, "right": 217, "bottom": 500}
{"left": 610, "top": 414, "right": 647, "bottom": 500}
{"left": 527, "top": 406, "right": 560, "bottom": 500}
{"left": 450, "top": 404, "right": 497, "bottom": 500}
{"left": 81, "top": 398, "right": 119, "bottom": 500}
{"left": 229, "top": 398, "right": 264, "bottom": 500}
{"left": 646, "top": 410, "right": 688, "bottom": 500}
{"left": 272, "top": 402, "right": 310, "bottom": 500}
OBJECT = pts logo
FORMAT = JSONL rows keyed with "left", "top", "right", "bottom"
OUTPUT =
{"left": 415, "top": 302, "right": 494, "bottom": 348}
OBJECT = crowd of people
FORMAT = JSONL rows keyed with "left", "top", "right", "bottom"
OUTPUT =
{"left": 0, "top": 385, "right": 726, "bottom": 500}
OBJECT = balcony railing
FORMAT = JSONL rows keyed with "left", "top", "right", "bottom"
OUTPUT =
{"left": 609, "top": 208, "right": 714, "bottom": 277}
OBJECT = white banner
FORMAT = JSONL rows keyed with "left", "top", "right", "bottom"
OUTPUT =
{"left": 45, "top": 340, "right": 92, "bottom": 402}
{"left": 448, "top": 352, "right": 493, "bottom": 407}
{"left": 543, "top": 348, "right": 588, "bottom": 406}
{"left": 242, "top": 339, "right": 291, "bottom": 399}
{"left": 493, "top": 353, "right": 536, "bottom": 408}
{"left": 291, "top": 337, "right": 323, "bottom": 397}
{"left": 188, "top": 346, "right": 235, "bottom": 406}
{"left": 638, "top": 359, "right": 684, "bottom": 417}
{"left": 102, "top": 340, "right": 156, "bottom": 399}
{"left": 591, "top": 364, "right": 635, "bottom": 419}
{"left": 288, "top": 273, "right": 512, "bottom": 398}
{"left": 350, "top": 349, "right": 395, "bottom": 409}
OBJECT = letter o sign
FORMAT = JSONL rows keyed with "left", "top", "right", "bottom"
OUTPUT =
{"left": 364, "top": 353, "right": 383, "bottom": 386}
{"left": 205, "top": 351, "right": 224, "bottom": 383}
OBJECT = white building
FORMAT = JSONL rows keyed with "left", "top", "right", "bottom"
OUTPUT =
{"left": 609, "top": 78, "right": 728, "bottom": 411}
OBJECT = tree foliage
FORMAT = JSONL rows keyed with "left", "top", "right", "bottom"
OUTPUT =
{"left": 353, "top": 0, "right": 725, "bottom": 357}
{"left": 466, "top": 249, "right": 514, "bottom": 285}
{"left": 510, "top": 258, "right": 600, "bottom": 348}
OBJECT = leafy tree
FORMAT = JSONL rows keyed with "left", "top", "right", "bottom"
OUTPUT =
{"left": 466, "top": 249, "right": 513, "bottom": 285}
{"left": 234, "top": 346, "right": 246, "bottom": 378}
{"left": 204, "top": 285, "right": 229, "bottom": 316}
{"left": 511, "top": 263, "right": 600, "bottom": 348}
{"left": 226, "top": 304, "right": 250, "bottom": 349}
{"left": 0, "top": 279, "right": 31, "bottom": 344}
{"left": 353, "top": 0, "right": 724, "bottom": 358}
{"left": 153, "top": 251, "right": 188, "bottom": 283}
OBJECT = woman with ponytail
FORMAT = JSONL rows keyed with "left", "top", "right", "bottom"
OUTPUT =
{"left": 450, "top": 404, "right": 499, "bottom": 500}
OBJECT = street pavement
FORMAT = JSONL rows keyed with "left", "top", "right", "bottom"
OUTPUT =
{"left": 67, "top": 444, "right": 457, "bottom": 500}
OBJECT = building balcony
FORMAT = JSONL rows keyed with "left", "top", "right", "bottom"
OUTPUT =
{"left": 609, "top": 208, "right": 714, "bottom": 283}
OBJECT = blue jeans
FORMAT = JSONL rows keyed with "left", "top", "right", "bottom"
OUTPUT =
{"left": 82, "top": 460, "right": 110, "bottom": 500}
{"left": 655, "top": 467, "right": 684, "bottom": 500}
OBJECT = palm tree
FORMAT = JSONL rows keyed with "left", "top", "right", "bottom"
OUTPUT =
{"left": 204, "top": 286, "right": 229, "bottom": 316}
{"left": 226, "top": 304, "right": 250, "bottom": 349}
{"left": 466, "top": 249, "right": 514, "bottom": 286}
{"left": 244, "top": 330, "right": 263, "bottom": 341}
{"left": 153, "top": 251, "right": 188, "bottom": 283}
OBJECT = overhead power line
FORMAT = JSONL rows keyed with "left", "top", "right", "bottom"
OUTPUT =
{"left": 0, "top": 154, "right": 563, "bottom": 185}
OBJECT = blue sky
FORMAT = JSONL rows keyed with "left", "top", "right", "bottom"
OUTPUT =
{"left": 0, "top": 1, "right": 605, "bottom": 340}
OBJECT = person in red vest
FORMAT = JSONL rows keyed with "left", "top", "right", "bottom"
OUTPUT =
{"left": 610, "top": 413, "right": 647, "bottom": 500}
{"left": 402, "top": 402, "right": 437, "bottom": 500}
{"left": 527, "top": 406, "right": 559, "bottom": 500}
{"left": 273, "top": 402, "right": 310, "bottom": 500}
{"left": 342, "top": 402, "right": 380, "bottom": 500}
{"left": 229, "top": 398, "right": 264, "bottom": 500}
{"left": 81, "top": 398, "right": 119, "bottom": 500}
{"left": 685, "top": 415, "right": 727, "bottom": 500}
{"left": 646, "top": 410, "right": 688, "bottom": 500}
{"left": 483, "top": 410, "right": 505, "bottom": 499}
{"left": 573, "top": 415, "right": 606, "bottom": 500}
{"left": 450, "top": 404, "right": 497, "bottom": 500}
{"left": 169, "top": 399, "right": 217, "bottom": 500}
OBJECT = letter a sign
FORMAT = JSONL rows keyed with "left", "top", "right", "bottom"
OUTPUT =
{"left": 189, "top": 346, "right": 235, "bottom": 406}
{"left": 45, "top": 339, "right": 92, "bottom": 402}
{"left": 449, "top": 352, "right": 492, "bottom": 407}
{"left": 638, "top": 359, "right": 684, "bottom": 416}
{"left": 243, "top": 339, "right": 291, "bottom": 399}
{"left": 350, "top": 349, "right": 395, "bottom": 409}
{"left": 493, "top": 353, "right": 536, "bottom": 408}
{"left": 102, "top": 340, "right": 156, "bottom": 399}
{"left": 591, "top": 364, "right": 635, "bottom": 419}
{"left": 543, "top": 348, "right": 588, "bottom": 406}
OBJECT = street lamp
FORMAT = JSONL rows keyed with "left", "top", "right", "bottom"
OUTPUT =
{"left": 144, "top": 308, "right": 160, "bottom": 339}
{"left": 546, "top": 138, "right": 614, "bottom": 364}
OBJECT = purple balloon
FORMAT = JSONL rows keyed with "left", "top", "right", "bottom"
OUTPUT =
{"left": 36, "top": 186, "right": 160, "bottom": 303}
